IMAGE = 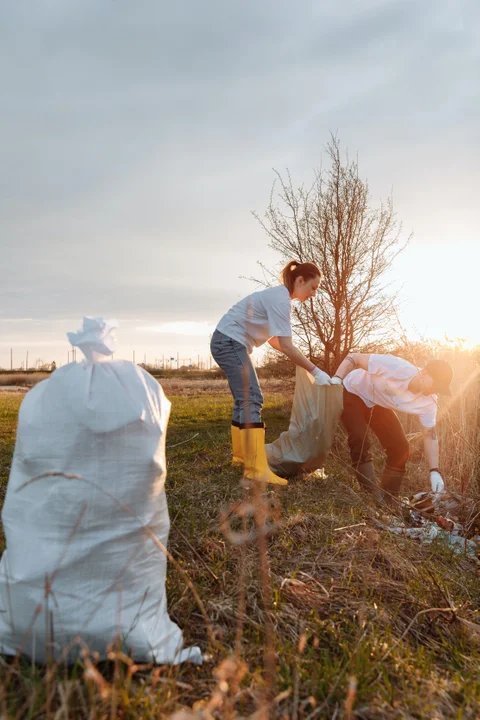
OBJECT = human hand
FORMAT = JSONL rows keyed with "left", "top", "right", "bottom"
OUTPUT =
{"left": 311, "top": 367, "right": 331, "bottom": 386}
{"left": 330, "top": 376, "right": 343, "bottom": 386}
{"left": 430, "top": 470, "right": 445, "bottom": 493}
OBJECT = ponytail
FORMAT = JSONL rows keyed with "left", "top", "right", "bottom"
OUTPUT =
{"left": 280, "top": 260, "right": 321, "bottom": 293}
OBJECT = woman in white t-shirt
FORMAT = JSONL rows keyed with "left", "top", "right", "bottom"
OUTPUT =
{"left": 210, "top": 260, "right": 331, "bottom": 486}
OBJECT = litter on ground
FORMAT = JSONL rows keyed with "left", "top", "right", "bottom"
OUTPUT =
{"left": 375, "top": 490, "right": 480, "bottom": 565}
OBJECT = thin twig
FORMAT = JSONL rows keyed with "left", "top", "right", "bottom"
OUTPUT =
{"left": 334, "top": 522, "right": 367, "bottom": 532}
{"left": 167, "top": 433, "right": 200, "bottom": 449}
{"left": 377, "top": 607, "right": 457, "bottom": 666}
{"left": 173, "top": 525, "right": 220, "bottom": 583}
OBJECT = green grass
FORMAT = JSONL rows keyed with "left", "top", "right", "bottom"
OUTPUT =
{"left": 0, "top": 390, "right": 480, "bottom": 718}
{"left": 0, "top": 395, "right": 21, "bottom": 552}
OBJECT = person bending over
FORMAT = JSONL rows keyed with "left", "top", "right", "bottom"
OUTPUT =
{"left": 330, "top": 353, "right": 453, "bottom": 504}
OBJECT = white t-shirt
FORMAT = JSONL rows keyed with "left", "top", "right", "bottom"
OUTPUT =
{"left": 216, "top": 285, "right": 292, "bottom": 353}
{"left": 343, "top": 354, "right": 437, "bottom": 428}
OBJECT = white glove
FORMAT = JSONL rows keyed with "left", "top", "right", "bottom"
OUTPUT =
{"left": 311, "top": 367, "right": 332, "bottom": 386}
{"left": 430, "top": 470, "right": 445, "bottom": 493}
{"left": 330, "top": 376, "right": 343, "bottom": 386}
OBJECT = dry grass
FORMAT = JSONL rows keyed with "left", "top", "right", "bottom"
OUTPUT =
{"left": 0, "top": 358, "right": 479, "bottom": 718}
{"left": 0, "top": 373, "right": 49, "bottom": 388}
{"left": 0, "top": 373, "right": 294, "bottom": 397}
{"left": 160, "top": 377, "right": 296, "bottom": 399}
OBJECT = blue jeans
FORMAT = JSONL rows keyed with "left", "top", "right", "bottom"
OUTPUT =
{"left": 210, "top": 329, "right": 263, "bottom": 424}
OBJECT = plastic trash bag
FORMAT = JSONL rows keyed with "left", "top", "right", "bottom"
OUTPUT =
{"left": 266, "top": 367, "right": 343, "bottom": 478}
{"left": 0, "top": 317, "right": 201, "bottom": 665}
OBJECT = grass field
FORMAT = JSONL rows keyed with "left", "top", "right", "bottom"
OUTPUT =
{"left": 0, "top": 381, "right": 480, "bottom": 718}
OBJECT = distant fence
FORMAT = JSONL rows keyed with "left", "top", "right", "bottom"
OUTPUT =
{"left": 1, "top": 350, "right": 220, "bottom": 372}
{"left": 0, "top": 367, "right": 227, "bottom": 384}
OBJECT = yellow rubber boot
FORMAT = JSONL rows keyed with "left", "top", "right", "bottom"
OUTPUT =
{"left": 240, "top": 425, "right": 288, "bottom": 486}
{"left": 231, "top": 422, "right": 243, "bottom": 465}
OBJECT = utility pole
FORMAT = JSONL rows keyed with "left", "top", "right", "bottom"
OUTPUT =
{"left": 10, "top": 348, "right": 12, "bottom": 371}
{"left": 26, "top": 351, "right": 28, "bottom": 371}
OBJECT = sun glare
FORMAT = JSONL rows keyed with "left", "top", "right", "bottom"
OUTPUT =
{"left": 397, "top": 241, "right": 480, "bottom": 347}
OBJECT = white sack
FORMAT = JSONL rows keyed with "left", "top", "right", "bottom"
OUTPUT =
{"left": 0, "top": 320, "right": 201, "bottom": 665}
{"left": 266, "top": 367, "right": 343, "bottom": 478}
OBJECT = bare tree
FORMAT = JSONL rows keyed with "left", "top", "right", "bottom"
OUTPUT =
{"left": 254, "top": 135, "right": 410, "bottom": 374}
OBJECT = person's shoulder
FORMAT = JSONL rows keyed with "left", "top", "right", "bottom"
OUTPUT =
{"left": 373, "top": 353, "right": 414, "bottom": 369}
{"left": 265, "top": 284, "right": 289, "bottom": 296}
{"left": 368, "top": 353, "right": 396, "bottom": 367}
{"left": 367, "top": 353, "right": 415, "bottom": 377}
{"left": 262, "top": 285, "right": 291, "bottom": 303}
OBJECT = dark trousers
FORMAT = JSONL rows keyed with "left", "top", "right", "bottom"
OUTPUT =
{"left": 341, "top": 388, "right": 409, "bottom": 471}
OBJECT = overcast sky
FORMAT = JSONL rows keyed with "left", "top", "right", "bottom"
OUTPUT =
{"left": 1, "top": 0, "right": 479, "bottom": 367}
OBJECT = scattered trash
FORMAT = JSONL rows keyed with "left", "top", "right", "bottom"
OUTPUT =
{"left": 376, "top": 490, "right": 480, "bottom": 565}
{"left": 407, "top": 490, "right": 479, "bottom": 533}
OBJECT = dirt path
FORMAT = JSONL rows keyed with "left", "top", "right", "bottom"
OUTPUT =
{"left": 158, "top": 377, "right": 295, "bottom": 397}
{"left": 0, "top": 387, "right": 29, "bottom": 395}
{"left": 0, "top": 377, "right": 295, "bottom": 398}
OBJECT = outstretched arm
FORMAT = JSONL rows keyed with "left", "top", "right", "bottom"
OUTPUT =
{"left": 422, "top": 426, "right": 444, "bottom": 492}
{"left": 422, "top": 426, "right": 439, "bottom": 469}
{"left": 268, "top": 336, "right": 315, "bottom": 372}
{"left": 333, "top": 353, "right": 370, "bottom": 381}
{"left": 269, "top": 336, "right": 331, "bottom": 385}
